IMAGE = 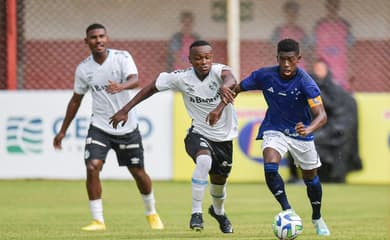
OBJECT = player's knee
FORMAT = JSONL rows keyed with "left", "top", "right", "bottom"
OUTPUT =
{"left": 210, "top": 174, "right": 227, "bottom": 185}
{"left": 304, "top": 175, "right": 320, "bottom": 186}
{"left": 129, "top": 167, "right": 147, "bottom": 179}
{"left": 264, "top": 162, "right": 279, "bottom": 174}
{"left": 86, "top": 160, "right": 103, "bottom": 172}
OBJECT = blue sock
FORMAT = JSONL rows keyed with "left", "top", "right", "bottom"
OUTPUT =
{"left": 304, "top": 175, "right": 322, "bottom": 220}
{"left": 264, "top": 163, "right": 291, "bottom": 210}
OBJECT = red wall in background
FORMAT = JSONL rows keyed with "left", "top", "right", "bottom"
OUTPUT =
{"left": 23, "top": 40, "right": 390, "bottom": 92}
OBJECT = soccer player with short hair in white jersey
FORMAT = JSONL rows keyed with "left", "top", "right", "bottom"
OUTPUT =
{"left": 110, "top": 40, "right": 237, "bottom": 233}
{"left": 213, "top": 38, "right": 331, "bottom": 236}
{"left": 53, "top": 23, "right": 164, "bottom": 231}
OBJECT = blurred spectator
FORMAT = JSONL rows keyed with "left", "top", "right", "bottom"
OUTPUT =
{"left": 271, "top": 0, "right": 310, "bottom": 70}
{"left": 166, "top": 11, "right": 201, "bottom": 72}
{"left": 313, "top": 0, "right": 354, "bottom": 91}
{"left": 310, "top": 59, "right": 362, "bottom": 183}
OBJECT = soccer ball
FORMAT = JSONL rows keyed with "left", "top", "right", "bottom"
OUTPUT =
{"left": 272, "top": 210, "right": 303, "bottom": 240}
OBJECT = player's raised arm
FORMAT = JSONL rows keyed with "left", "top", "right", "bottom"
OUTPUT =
{"left": 109, "top": 80, "right": 159, "bottom": 128}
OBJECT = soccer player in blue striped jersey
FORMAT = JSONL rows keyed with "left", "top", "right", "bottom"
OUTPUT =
{"left": 208, "top": 38, "right": 331, "bottom": 236}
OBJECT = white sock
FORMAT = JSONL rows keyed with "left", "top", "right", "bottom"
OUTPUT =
{"left": 89, "top": 199, "right": 104, "bottom": 223}
{"left": 141, "top": 191, "right": 157, "bottom": 215}
{"left": 191, "top": 155, "right": 212, "bottom": 214}
{"left": 210, "top": 183, "right": 226, "bottom": 215}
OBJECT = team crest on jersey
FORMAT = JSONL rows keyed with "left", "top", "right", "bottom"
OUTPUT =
{"left": 290, "top": 88, "right": 302, "bottom": 100}
{"left": 209, "top": 81, "right": 218, "bottom": 90}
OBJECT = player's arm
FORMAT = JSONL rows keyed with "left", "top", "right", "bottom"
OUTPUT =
{"left": 206, "top": 69, "right": 237, "bottom": 126}
{"left": 109, "top": 79, "right": 159, "bottom": 129}
{"left": 295, "top": 96, "right": 327, "bottom": 137}
{"left": 106, "top": 74, "right": 139, "bottom": 94}
{"left": 53, "top": 93, "right": 84, "bottom": 149}
{"left": 219, "top": 69, "right": 237, "bottom": 104}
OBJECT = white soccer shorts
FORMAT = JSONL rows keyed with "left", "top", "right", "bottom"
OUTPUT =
{"left": 262, "top": 130, "right": 321, "bottom": 170}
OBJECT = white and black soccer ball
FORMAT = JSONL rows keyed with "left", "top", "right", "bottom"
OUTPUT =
{"left": 272, "top": 210, "right": 303, "bottom": 240}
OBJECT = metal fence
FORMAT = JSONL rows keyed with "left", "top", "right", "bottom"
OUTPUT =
{"left": 2, "top": 0, "right": 390, "bottom": 92}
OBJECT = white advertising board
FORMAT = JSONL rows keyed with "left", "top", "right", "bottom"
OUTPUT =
{"left": 0, "top": 90, "right": 173, "bottom": 180}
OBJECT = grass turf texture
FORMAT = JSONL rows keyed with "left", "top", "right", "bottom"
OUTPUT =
{"left": 0, "top": 180, "right": 389, "bottom": 240}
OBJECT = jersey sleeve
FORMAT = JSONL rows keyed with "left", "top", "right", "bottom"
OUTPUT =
{"left": 301, "top": 71, "right": 322, "bottom": 107}
{"left": 121, "top": 51, "right": 138, "bottom": 79}
{"left": 213, "top": 63, "right": 232, "bottom": 83}
{"left": 73, "top": 66, "right": 88, "bottom": 95}
{"left": 240, "top": 69, "right": 263, "bottom": 91}
{"left": 155, "top": 72, "right": 179, "bottom": 91}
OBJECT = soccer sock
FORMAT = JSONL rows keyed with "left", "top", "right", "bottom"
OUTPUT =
{"left": 141, "top": 191, "right": 157, "bottom": 215}
{"left": 264, "top": 163, "right": 291, "bottom": 210}
{"left": 89, "top": 199, "right": 104, "bottom": 223}
{"left": 304, "top": 175, "right": 322, "bottom": 220}
{"left": 191, "top": 154, "right": 212, "bottom": 214}
{"left": 210, "top": 183, "right": 226, "bottom": 215}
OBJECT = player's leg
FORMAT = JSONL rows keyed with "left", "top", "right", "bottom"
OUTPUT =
{"left": 262, "top": 131, "right": 291, "bottom": 210}
{"left": 115, "top": 128, "right": 163, "bottom": 230}
{"left": 207, "top": 140, "right": 233, "bottom": 234}
{"left": 286, "top": 152, "right": 302, "bottom": 184}
{"left": 291, "top": 138, "right": 330, "bottom": 236}
{"left": 128, "top": 167, "right": 164, "bottom": 229}
{"left": 184, "top": 132, "right": 213, "bottom": 231}
{"left": 302, "top": 169, "right": 330, "bottom": 236}
{"left": 82, "top": 125, "right": 110, "bottom": 231}
{"left": 209, "top": 174, "right": 233, "bottom": 233}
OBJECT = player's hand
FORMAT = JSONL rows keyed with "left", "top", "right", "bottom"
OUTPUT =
{"left": 53, "top": 132, "right": 65, "bottom": 150}
{"left": 109, "top": 110, "right": 128, "bottom": 129}
{"left": 219, "top": 86, "right": 235, "bottom": 104}
{"left": 206, "top": 108, "right": 223, "bottom": 126}
{"left": 106, "top": 80, "right": 124, "bottom": 94}
{"left": 295, "top": 122, "right": 308, "bottom": 137}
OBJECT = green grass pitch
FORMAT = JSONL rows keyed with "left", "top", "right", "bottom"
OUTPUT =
{"left": 0, "top": 180, "right": 389, "bottom": 240}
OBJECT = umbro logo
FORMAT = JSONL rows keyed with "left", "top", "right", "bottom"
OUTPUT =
{"left": 275, "top": 190, "right": 284, "bottom": 196}
{"left": 267, "top": 87, "right": 274, "bottom": 93}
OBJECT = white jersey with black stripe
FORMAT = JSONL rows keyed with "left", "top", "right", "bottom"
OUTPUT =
{"left": 74, "top": 49, "right": 139, "bottom": 135}
{"left": 155, "top": 63, "right": 238, "bottom": 142}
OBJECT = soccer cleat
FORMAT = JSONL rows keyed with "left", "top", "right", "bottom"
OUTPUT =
{"left": 81, "top": 220, "right": 106, "bottom": 231}
{"left": 312, "top": 217, "right": 331, "bottom": 236}
{"left": 208, "top": 205, "right": 233, "bottom": 233}
{"left": 189, "top": 212, "right": 204, "bottom": 231}
{"left": 146, "top": 213, "right": 164, "bottom": 230}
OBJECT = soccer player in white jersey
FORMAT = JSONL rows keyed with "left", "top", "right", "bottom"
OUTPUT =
{"left": 212, "top": 38, "right": 331, "bottom": 236}
{"left": 110, "top": 40, "right": 238, "bottom": 234}
{"left": 53, "top": 23, "right": 164, "bottom": 231}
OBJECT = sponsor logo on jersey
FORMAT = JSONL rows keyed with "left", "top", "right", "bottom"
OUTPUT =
{"left": 6, "top": 117, "right": 43, "bottom": 154}
{"left": 189, "top": 92, "right": 220, "bottom": 104}
{"left": 92, "top": 84, "right": 109, "bottom": 92}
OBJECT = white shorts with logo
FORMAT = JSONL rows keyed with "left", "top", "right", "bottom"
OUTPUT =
{"left": 262, "top": 130, "right": 321, "bottom": 170}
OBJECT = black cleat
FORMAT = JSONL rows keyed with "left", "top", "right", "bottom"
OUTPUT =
{"left": 208, "top": 205, "right": 233, "bottom": 233}
{"left": 190, "top": 212, "right": 204, "bottom": 231}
